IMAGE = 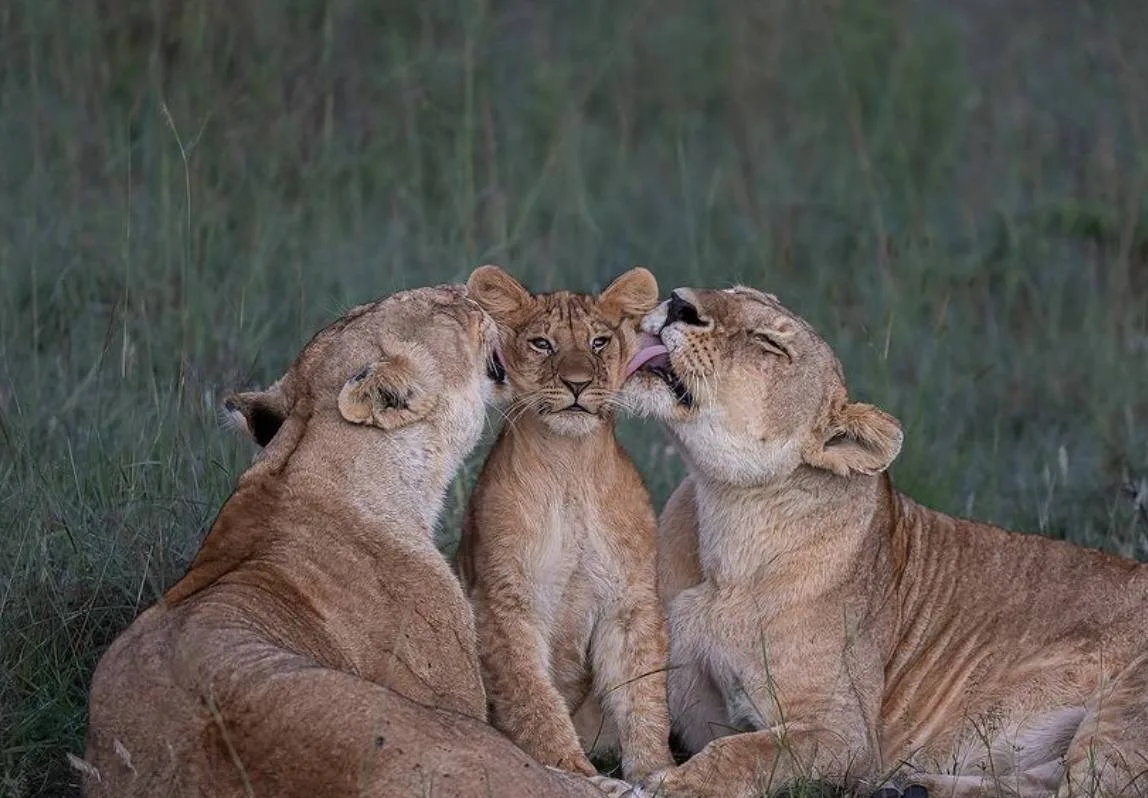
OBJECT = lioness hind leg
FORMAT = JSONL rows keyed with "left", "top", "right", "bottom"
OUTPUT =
{"left": 908, "top": 768, "right": 1062, "bottom": 798}
{"left": 190, "top": 665, "right": 609, "bottom": 798}
{"left": 1057, "top": 653, "right": 1148, "bottom": 798}
{"left": 905, "top": 707, "right": 1087, "bottom": 798}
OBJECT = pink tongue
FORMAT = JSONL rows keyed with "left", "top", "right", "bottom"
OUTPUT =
{"left": 625, "top": 333, "right": 670, "bottom": 379}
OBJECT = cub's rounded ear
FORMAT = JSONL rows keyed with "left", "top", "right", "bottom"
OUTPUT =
{"left": 224, "top": 380, "right": 288, "bottom": 447}
{"left": 804, "top": 401, "right": 903, "bottom": 477}
{"left": 466, "top": 265, "right": 531, "bottom": 318}
{"left": 599, "top": 266, "right": 659, "bottom": 320}
{"left": 337, "top": 352, "right": 442, "bottom": 431}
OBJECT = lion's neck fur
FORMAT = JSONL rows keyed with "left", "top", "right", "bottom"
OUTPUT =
{"left": 690, "top": 465, "right": 885, "bottom": 591}
{"left": 285, "top": 417, "right": 462, "bottom": 535}
{"left": 250, "top": 411, "right": 473, "bottom": 537}
{"left": 168, "top": 412, "right": 470, "bottom": 607}
{"left": 496, "top": 410, "right": 621, "bottom": 477}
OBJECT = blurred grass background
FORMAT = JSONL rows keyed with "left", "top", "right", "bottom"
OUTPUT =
{"left": 2, "top": 0, "right": 1148, "bottom": 795}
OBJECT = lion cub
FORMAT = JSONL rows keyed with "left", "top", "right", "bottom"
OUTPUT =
{"left": 459, "top": 264, "right": 674, "bottom": 782}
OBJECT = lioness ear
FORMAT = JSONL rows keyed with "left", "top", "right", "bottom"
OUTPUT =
{"left": 599, "top": 266, "right": 659, "bottom": 320}
{"left": 805, "top": 402, "right": 903, "bottom": 476}
{"left": 224, "top": 380, "right": 288, "bottom": 447}
{"left": 337, "top": 353, "right": 442, "bottom": 431}
{"left": 467, "top": 265, "right": 531, "bottom": 318}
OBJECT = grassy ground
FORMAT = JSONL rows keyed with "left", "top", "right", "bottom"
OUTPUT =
{"left": 2, "top": 1, "right": 1148, "bottom": 795}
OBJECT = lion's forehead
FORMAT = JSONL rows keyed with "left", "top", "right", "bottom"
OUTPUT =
{"left": 517, "top": 296, "right": 614, "bottom": 343}
{"left": 292, "top": 291, "right": 482, "bottom": 385}
{"left": 701, "top": 289, "right": 821, "bottom": 342}
{"left": 395, "top": 283, "right": 468, "bottom": 304}
{"left": 315, "top": 288, "right": 473, "bottom": 340}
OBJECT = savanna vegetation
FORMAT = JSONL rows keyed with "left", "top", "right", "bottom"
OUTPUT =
{"left": 2, "top": 1, "right": 1147, "bottom": 795}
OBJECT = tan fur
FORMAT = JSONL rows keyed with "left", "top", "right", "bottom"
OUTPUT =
{"left": 83, "top": 286, "right": 616, "bottom": 798}
{"left": 622, "top": 286, "right": 1148, "bottom": 798}
{"left": 459, "top": 265, "right": 675, "bottom": 782}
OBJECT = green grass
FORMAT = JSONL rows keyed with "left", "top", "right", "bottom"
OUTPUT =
{"left": 2, "top": 1, "right": 1148, "bottom": 795}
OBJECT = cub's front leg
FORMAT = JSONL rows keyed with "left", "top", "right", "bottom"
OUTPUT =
{"left": 474, "top": 582, "right": 596, "bottom": 776}
{"left": 591, "top": 582, "right": 675, "bottom": 780}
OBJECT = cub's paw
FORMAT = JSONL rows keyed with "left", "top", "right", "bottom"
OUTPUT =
{"left": 559, "top": 752, "right": 599, "bottom": 777}
{"left": 538, "top": 749, "right": 597, "bottom": 777}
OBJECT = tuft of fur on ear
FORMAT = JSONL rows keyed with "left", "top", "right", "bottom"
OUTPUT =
{"left": 337, "top": 352, "right": 442, "bottom": 431}
{"left": 804, "top": 401, "right": 903, "bottom": 477}
{"left": 466, "top": 265, "right": 532, "bottom": 319}
{"left": 599, "top": 266, "right": 659, "bottom": 320}
{"left": 224, "top": 380, "right": 288, "bottom": 447}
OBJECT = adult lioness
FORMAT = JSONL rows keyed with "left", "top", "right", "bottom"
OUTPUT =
{"left": 459, "top": 265, "right": 674, "bottom": 782}
{"left": 621, "top": 286, "right": 1148, "bottom": 798}
{"left": 83, "top": 286, "right": 617, "bottom": 798}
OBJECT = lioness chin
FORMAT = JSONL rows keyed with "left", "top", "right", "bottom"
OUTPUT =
{"left": 620, "top": 286, "right": 1148, "bottom": 798}
{"left": 83, "top": 285, "right": 622, "bottom": 798}
{"left": 458, "top": 265, "right": 675, "bottom": 783}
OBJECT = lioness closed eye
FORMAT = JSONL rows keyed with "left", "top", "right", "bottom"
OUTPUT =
{"left": 83, "top": 286, "right": 618, "bottom": 798}
{"left": 622, "top": 286, "right": 1148, "bottom": 798}
{"left": 458, "top": 265, "right": 675, "bottom": 783}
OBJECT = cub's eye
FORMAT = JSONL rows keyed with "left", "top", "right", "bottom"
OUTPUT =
{"left": 751, "top": 331, "right": 790, "bottom": 359}
{"left": 528, "top": 337, "right": 554, "bottom": 354}
{"left": 590, "top": 335, "right": 611, "bottom": 352}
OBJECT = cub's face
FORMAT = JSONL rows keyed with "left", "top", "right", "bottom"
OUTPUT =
{"left": 467, "top": 265, "right": 659, "bottom": 437}
{"left": 623, "top": 286, "right": 902, "bottom": 486}
{"left": 226, "top": 284, "right": 508, "bottom": 458}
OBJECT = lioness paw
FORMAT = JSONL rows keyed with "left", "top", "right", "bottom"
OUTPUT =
{"left": 587, "top": 774, "right": 643, "bottom": 798}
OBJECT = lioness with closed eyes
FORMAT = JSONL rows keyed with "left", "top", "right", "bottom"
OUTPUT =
{"left": 622, "top": 286, "right": 1148, "bottom": 798}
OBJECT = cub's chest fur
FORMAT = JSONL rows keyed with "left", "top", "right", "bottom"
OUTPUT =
{"left": 524, "top": 494, "right": 618, "bottom": 632}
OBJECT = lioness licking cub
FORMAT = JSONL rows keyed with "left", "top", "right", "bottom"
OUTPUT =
{"left": 623, "top": 286, "right": 1148, "bottom": 798}
{"left": 83, "top": 286, "right": 618, "bottom": 798}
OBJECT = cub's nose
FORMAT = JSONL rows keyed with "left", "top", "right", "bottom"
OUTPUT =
{"left": 561, "top": 378, "right": 590, "bottom": 398}
{"left": 665, "top": 290, "right": 705, "bottom": 327}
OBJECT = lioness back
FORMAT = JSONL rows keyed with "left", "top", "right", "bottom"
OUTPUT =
{"left": 460, "top": 265, "right": 674, "bottom": 783}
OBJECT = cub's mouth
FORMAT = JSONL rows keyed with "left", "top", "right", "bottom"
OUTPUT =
{"left": 625, "top": 333, "right": 693, "bottom": 407}
{"left": 486, "top": 349, "right": 507, "bottom": 383}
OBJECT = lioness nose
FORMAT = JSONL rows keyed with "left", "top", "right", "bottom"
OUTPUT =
{"left": 561, "top": 378, "right": 590, "bottom": 398}
{"left": 666, "top": 290, "right": 705, "bottom": 327}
